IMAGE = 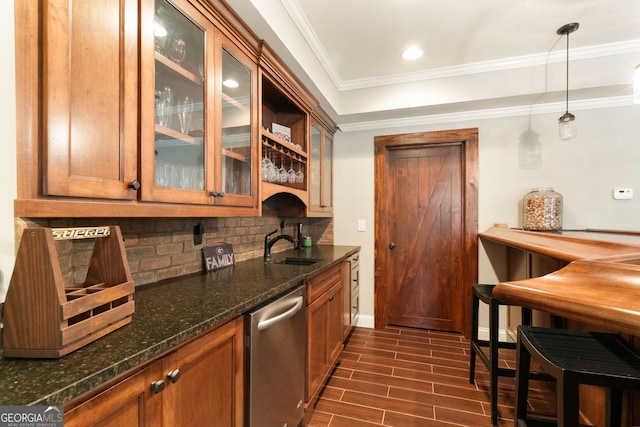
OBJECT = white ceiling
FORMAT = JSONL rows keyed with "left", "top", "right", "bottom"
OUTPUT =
{"left": 225, "top": 0, "right": 640, "bottom": 130}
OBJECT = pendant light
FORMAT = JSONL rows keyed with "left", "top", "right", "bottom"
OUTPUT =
{"left": 557, "top": 23, "right": 579, "bottom": 141}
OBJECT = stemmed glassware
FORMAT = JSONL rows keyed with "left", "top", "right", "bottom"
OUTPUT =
{"left": 278, "top": 155, "right": 288, "bottom": 184}
{"left": 288, "top": 158, "right": 296, "bottom": 183}
{"left": 295, "top": 161, "right": 304, "bottom": 183}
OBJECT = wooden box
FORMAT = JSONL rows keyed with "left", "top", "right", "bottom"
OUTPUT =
{"left": 2, "top": 226, "right": 135, "bottom": 358}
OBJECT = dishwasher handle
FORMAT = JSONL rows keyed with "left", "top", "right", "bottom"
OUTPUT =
{"left": 257, "top": 296, "right": 304, "bottom": 331}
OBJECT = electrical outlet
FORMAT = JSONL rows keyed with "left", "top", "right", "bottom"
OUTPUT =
{"left": 193, "top": 223, "right": 204, "bottom": 245}
{"left": 613, "top": 188, "right": 633, "bottom": 200}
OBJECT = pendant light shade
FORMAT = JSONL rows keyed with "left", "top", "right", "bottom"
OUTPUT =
{"left": 557, "top": 23, "right": 579, "bottom": 141}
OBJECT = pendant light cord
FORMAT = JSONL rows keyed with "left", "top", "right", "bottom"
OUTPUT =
{"left": 565, "top": 32, "right": 569, "bottom": 114}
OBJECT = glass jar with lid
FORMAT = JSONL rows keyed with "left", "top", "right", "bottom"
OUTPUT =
{"left": 522, "top": 188, "right": 563, "bottom": 231}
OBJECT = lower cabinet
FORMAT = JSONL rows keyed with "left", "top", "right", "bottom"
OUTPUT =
{"left": 65, "top": 317, "right": 244, "bottom": 426}
{"left": 305, "top": 263, "right": 343, "bottom": 409}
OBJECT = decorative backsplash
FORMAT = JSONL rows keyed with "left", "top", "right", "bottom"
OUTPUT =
{"left": 16, "top": 217, "right": 333, "bottom": 287}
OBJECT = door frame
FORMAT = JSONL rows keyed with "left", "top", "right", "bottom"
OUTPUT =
{"left": 374, "top": 128, "right": 478, "bottom": 338}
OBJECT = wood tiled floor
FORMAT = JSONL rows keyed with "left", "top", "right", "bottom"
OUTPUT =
{"left": 307, "top": 326, "right": 555, "bottom": 427}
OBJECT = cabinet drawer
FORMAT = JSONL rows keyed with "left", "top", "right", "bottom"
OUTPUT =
{"left": 306, "top": 264, "right": 341, "bottom": 304}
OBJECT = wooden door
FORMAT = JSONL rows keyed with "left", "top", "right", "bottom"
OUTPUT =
{"left": 374, "top": 129, "right": 478, "bottom": 337}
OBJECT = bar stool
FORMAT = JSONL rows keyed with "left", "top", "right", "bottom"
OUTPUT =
{"left": 469, "top": 283, "right": 533, "bottom": 426}
{"left": 515, "top": 325, "right": 640, "bottom": 427}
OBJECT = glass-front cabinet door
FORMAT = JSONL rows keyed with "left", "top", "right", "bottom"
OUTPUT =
{"left": 214, "top": 39, "right": 258, "bottom": 206}
{"left": 308, "top": 122, "right": 333, "bottom": 215}
{"left": 140, "top": 0, "right": 256, "bottom": 207}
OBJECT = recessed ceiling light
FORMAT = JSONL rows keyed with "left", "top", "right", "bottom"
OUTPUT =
{"left": 402, "top": 46, "right": 423, "bottom": 61}
{"left": 223, "top": 79, "right": 239, "bottom": 88}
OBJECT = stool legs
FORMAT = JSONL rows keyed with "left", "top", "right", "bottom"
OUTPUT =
{"left": 490, "top": 297, "right": 500, "bottom": 426}
{"left": 514, "top": 331, "right": 530, "bottom": 426}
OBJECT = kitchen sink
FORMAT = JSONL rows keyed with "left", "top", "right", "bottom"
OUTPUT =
{"left": 273, "top": 257, "right": 321, "bottom": 266}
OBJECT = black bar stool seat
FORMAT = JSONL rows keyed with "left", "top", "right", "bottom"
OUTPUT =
{"left": 469, "top": 283, "right": 534, "bottom": 425}
{"left": 515, "top": 325, "right": 640, "bottom": 427}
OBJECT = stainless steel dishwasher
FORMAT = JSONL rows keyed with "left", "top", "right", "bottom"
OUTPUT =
{"left": 245, "top": 285, "right": 306, "bottom": 427}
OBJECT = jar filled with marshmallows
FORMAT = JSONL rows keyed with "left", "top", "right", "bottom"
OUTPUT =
{"left": 522, "top": 188, "right": 563, "bottom": 231}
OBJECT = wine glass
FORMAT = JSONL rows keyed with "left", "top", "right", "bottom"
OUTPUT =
{"left": 269, "top": 152, "right": 279, "bottom": 183}
{"left": 295, "top": 161, "right": 304, "bottom": 183}
{"left": 288, "top": 157, "right": 296, "bottom": 183}
{"left": 177, "top": 96, "right": 193, "bottom": 134}
{"left": 261, "top": 148, "right": 272, "bottom": 182}
{"left": 278, "top": 155, "right": 288, "bottom": 184}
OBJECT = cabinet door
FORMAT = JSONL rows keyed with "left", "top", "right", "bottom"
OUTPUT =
{"left": 141, "top": 0, "right": 213, "bottom": 204}
{"left": 64, "top": 362, "right": 163, "bottom": 426}
{"left": 341, "top": 260, "right": 352, "bottom": 341}
{"left": 306, "top": 291, "right": 329, "bottom": 403}
{"left": 213, "top": 37, "right": 258, "bottom": 208}
{"left": 308, "top": 123, "right": 333, "bottom": 215}
{"left": 44, "top": 0, "right": 138, "bottom": 200}
{"left": 162, "top": 317, "right": 244, "bottom": 427}
{"left": 327, "top": 282, "right": 344, "bottom": 366}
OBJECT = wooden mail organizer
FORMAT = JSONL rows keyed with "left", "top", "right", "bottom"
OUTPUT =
{"left": 2, "top": 226, "right": 135, "bottom": 358}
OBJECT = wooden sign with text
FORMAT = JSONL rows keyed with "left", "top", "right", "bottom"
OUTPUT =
{"left": 203, "top": 242, "right": 235, "bottom": 271}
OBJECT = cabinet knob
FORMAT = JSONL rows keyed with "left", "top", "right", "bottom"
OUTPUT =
{"left": 150, "top": 379, "right": 165, "bottom": 394}
{"left": 167, "top": 369, "right": 181, "bottom": 383}
{"left": 328, "top": 295, "right": 334, "bottom": 302}
{"left": 128, "top": 180, "right": 141, "bottom": 190}
{"left": 209, "top": 191, "right": 219, "bottom": 197}
{"left": 389, "top": 242, "right": 396, "bottom": 249}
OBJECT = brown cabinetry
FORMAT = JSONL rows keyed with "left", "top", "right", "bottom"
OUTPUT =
{"left": 64, "top": 317, "right": 244, "bottom": 426}
{"left": 41, "top": 0, "right": 139, "bottom": 200}
{"left": 140, "top": 0, "right": 258, "bottom": 209}
{"left": 305, "top": 263, "right": 343, "bottom": 408}
{"left": 15, "top": 0, "right": 335, "bottom": 218}
{"left": 307, "top": 120, "right": 334, "bottom": 216}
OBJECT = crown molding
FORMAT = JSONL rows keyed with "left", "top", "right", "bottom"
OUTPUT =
{"left": 338, "top": 96, "right": 633, "bottom": 133}
{"left": 279, "top": 0, "right": 640, "bottom": 93}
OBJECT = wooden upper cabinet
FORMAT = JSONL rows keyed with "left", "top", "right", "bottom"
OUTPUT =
{"left": 307, "top": 121, "right": 334, "bottom": 216}
{"left": 43, "top": 0, "right": 139, "bottom": 200}
{"left": 140, "top": 0, "right": 258, "bottom": 209}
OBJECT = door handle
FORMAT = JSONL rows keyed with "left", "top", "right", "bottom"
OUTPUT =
{"left": 389, "top": 242, "right": 396, "bottom": 249}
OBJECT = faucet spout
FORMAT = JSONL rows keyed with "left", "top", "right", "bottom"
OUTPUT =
{"left": 264, "top": 229, "right": 297, "bottom": 261}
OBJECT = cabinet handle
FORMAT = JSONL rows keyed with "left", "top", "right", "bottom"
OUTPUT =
{"left": 218, "top": 191, "right": 225, "bottom": 197}
{"left": 167, "top": 369, "right": 181, "bottom": 383}
{"left": 127, "top": 180, "right": 141, "bottom": 190}
{"left": 150, "top": 380, "right": 165, "bottom": 394}
{"left": 209, "top": 191, "right": 225, "bottom": 197}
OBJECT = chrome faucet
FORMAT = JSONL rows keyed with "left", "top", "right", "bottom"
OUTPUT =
{"left": 264, "top": 223, "right": 303, "bottom": 261}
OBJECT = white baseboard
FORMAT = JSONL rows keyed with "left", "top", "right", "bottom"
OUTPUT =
{"left": 478, "top": 326, "right": 515, "bottom": 342}
{"left": 353, "top": 313, "right": 374, "bottom": 329}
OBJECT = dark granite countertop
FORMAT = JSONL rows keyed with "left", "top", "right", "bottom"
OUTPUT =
{"left": 0, "top": 245, "right": 359, "bottom": 406}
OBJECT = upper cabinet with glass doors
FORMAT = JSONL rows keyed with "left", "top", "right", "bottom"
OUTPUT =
{"left": 140, "top": 0, "right": 258, "bottom": 210}
{"left": 307, "top": 121, "right": 334, "bottom": 216}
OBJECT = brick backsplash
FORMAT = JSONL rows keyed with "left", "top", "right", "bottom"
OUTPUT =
{"left": 16, "top": 216, "right": 333, "bottom": 287}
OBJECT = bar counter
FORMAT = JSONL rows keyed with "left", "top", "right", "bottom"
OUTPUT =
{"left": 480, "top": 226, "right": 640, "bottom": 335}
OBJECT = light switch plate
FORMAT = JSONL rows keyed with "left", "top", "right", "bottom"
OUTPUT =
{"left": 357, "top": 219, "right": 366, "bottom": 232}
{"left": 613, "top": 188, "right": 633, "bottom": 200}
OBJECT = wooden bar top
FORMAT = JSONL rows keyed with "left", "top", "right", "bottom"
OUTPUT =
{"left": 480, "top": 226, "right": 640, "bottom": 335}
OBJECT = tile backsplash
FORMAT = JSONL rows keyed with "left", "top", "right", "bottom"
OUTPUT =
{"left": 16, "top": 217, "right": 333, "bottom": 287}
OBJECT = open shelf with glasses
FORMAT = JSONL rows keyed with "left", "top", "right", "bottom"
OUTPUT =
{"left": 261, "top": 130, "right": 307, "bottom": 195}
{"left": 260, "top": 74, "right": 309, "bottom": 206}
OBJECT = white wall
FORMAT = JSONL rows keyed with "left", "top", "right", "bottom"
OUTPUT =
{"left": 334, "top": 104, "right": 640, "bottom": 329}
{"left": 0, "top": 0, "right": 16, "bottom": 302}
